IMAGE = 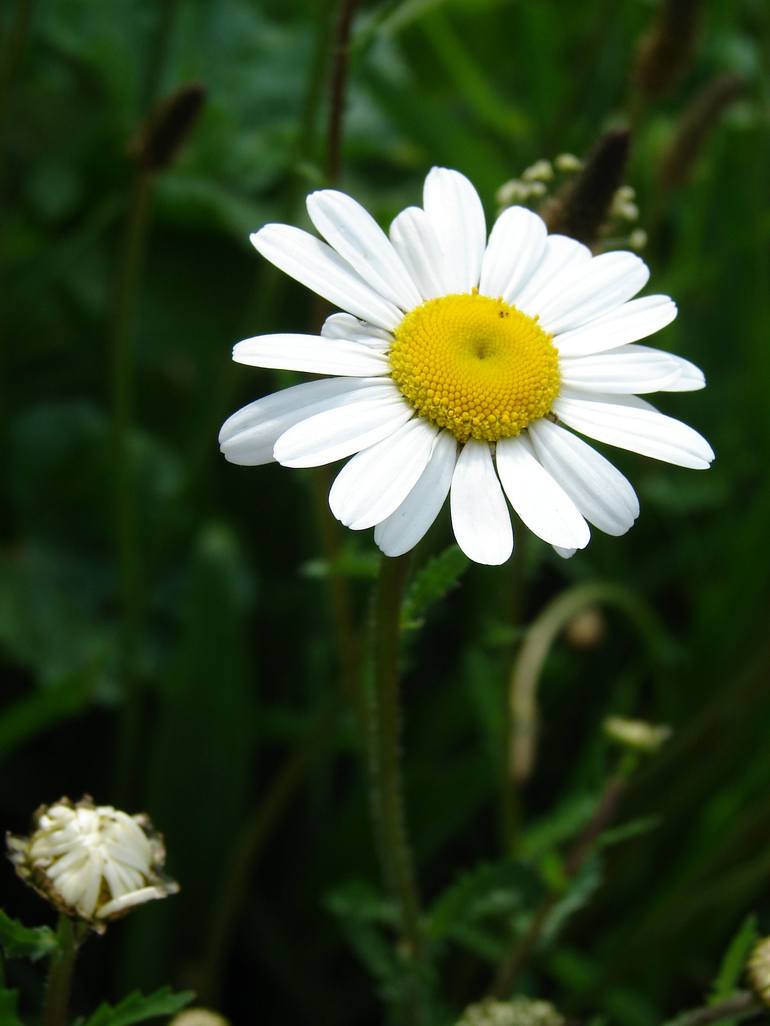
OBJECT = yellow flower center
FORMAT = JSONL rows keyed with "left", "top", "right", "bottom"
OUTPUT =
{"left": 388, "top": 292, "right": 561, "bottom": 443}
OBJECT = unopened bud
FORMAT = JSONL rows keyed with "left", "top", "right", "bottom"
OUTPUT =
{"left": 170, "top": 1012, "right": 230, "bottom": 1026}
{"left": 542, "top": 127, "right": 631, "bottom": 248}
{"left": 629, "top": 228, "right": 648, "bottom": 250}
{"left": 7, "top": 796, "right": 179, "bottom": 933}
{"left": 565, "top": 606, "right": 606, "bottom": 649}
{"left": 522, "top": 159, "right": 554, "bottom": 183}
{"left": 131, "top": 82, "right": 206, "bottom": 172}
{"left": 554, "top": 153, "right": 582, "bottom": 173}
{"left": 457, "top": 998, "right": 565, "bottom": 1026}
{"left": 604, "top": 716, "right": 671, "bottom": 754}
{"left": 748, "top": 937, "right": 770, "bottom": 1008}
{"left": 633, "top": 0, "right": 703, "bottom": 102}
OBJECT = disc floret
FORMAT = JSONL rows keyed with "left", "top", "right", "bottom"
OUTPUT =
{"left": 388, "top": 292, "right": 560, "bottom": 443}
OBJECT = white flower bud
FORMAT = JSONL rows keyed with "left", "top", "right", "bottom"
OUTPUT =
{"left": 749, "top": 937, "right": 770, "bottom": 1008}
{"left": 629, "top": 228, "right": 648, "bottom": 250}
{"left": 171, "top": 1011, "right": 230, "bottom": 1026}
{"left": 522, "top": 159, "right": 554, "bottom": 182}
{"left": 457, "top": 998, "right": 565, "bottom": 1026}
{"left": 7, "top": 797, "right": 179, "bottom": 932}
{"left": 554, "top": 152, "right": 582, "bottom": 172}
{"left": 603, "top": 716, "right": 671, "bottom": 753}
{"left": 495, "top": 179, "right": 530, "bottom": 206}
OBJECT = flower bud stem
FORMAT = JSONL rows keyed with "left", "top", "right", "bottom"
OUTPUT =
{"left": 42, "top": 915, "right": 82, "bottom": 1026}
{"left": 369, "top": 554, "right": 425, "bottom": 1015}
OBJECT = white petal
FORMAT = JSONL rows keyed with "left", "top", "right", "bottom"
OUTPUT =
{"left": 514, "top": 234, "right": 592, "bottom": 312}
{"left": 423, "top": 167, "right": 486, "bottom": 293}
{"left": 479, "top": 206, "right": 547, "bottom": 304}
{"left": 496, "top": 435, "right": 590, "bottom": 548}
{"left": 559, "top": 344, "right": 685, "bottom": 394}
{"left": 219, "top": 378, "right": 384, "bottom": 466}
{"left": 553, "top": 545, "right": 577, "bottom": 559}
{"left": 321, "top": 313, "right": 392, "bottom": 350}
{"left": 307, "top": 190, "right": 422, "bottom": 311}
{"left": 553, "top": 295, "right": 678, "bottom": 356}
{"left": 329, "top": 419, "right": 438, "bottom": 530}
{"left": 553, "top": 390, "right": 715, "bottom": 469}
{"left": 233, "top": 333, "right": 389, "bottom": 376}
{"left": 97, "top": 887, "right": 166, "bottom": 919}
{"left": 537, "top": 251, "right": 650, "bottom": 335}
{"left": 653, "top": 351, "right": 706, "bottom": 391}
{"left": 374, "top": 431, "right": 458, "bottom": 556}
{"left": 450, "top": 440, "right": 512, "bottom": 565}
{"left": 273, "top": 386, "right": 413, "bottom": 468}
{"left": 251, "top": 224, "right": 403, "bottom": 331}
{"left": 389, "top": 206, "right": 449, "bottom": 300}
{"left": 528, "top": 418, "right": 639, "bottom": 536}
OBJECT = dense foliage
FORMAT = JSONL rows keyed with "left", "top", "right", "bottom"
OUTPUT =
{"left": 2, "top": 1, "right": 769, "bottom": 1024}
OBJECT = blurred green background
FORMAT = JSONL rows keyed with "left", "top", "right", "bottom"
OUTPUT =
{"left": 2, "top": 0, "right": 769, "bottom": 1024}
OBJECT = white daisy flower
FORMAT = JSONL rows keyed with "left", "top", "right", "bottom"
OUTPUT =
{"left": 220, "top": 167, "right": 713, "bottom": 566}
{"left": 7, "top": 796, "right": 179, "bottom": 931}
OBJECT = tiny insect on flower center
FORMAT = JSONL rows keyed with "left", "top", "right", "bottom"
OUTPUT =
{"left": 388, "top": 292, "right": 561, "bottom": 443}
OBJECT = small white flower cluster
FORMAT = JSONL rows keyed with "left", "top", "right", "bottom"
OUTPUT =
{"left": 497, "top": 158, "right": 648, "bottom": 251}
{"left": 457, "top": 998, "right": 565, "bottom": 1026}
{"left": 7, "top": 797, "right": 178, "bottom": 931}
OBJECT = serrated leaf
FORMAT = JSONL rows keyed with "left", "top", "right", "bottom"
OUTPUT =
{"left": 82, "top": 987, "right": 194, "bottom": 1026}
{"left": 428, "top": 859, "right": 543, "bottom": 960}
{"left": 0, "top": 911, "right": 60, "bottom": 961}
{"left": 539, "top": 856, "right": 603, "bottom": 950}
{"left": 710, "top": 915, "right": 759, "bottom": 1004}
{"left": 402, "top": 545, "right": 469, "bottom": 630}
{"left": 326, "top": 882, "right": 421, "bottom": 1007}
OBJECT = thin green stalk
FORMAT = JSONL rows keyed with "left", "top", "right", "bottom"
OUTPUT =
{"left": 325, "top": 0, "right": 359, "bottom": 183}
{"left": 200, "top": 703, "right": 336, "bottom": 1004}
{"left": 111, "top": 169, "right": 154, "bottom": 801}
{"left": 490, "top": 762, "right": 631, "bottom": 998}
{"left": 664, "top": 992, "right": 762, "bottom": 1026}
{"left": 369, "top": 554, "right": 423, "bottom": 960}
{"left": 42, "top": 915, "right": 81, "bottom": 1026}
{"left": 500, "top": 516, "right": 527, "bottom": 853}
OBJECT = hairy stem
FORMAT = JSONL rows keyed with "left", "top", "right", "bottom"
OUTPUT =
{"left": 369, "top": 554, "right": 423, "bottom": 961}
{"left": 42, "top": 916, "right": 81, "bottom": 1026}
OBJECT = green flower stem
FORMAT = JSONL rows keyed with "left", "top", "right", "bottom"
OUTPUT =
{"left": 200, "top": 702, "right": 337, "bottom": 1004}
{"left": 369, "top": 553, "right": 423, "bottom": 961}
{"left": 111, "top": 168, "right": 154, "bottom": 802}
{"left": 509, "top": 579, "right": 667, "bottom": 786}
{"left": 490, "top": 760, "right": 631, "bottom": 998}
{"left": 501, "top": 516, "right": 527, "bottom": 853}
{"left": 42, "top": 915, "right": 81, "bottom": 1026}
{"left": 666, "top": 992, "right": 761, "bottom": 1026}
{"left": 325, "top": 0, "right": 359, "bottom": 183}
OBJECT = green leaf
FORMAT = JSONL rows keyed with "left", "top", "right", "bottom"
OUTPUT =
{"left": 82, "top": 987, "right": 194, "bottom": 1026}
{"left": 326, "top": 882, "right": 418, "bottom": 1007}
{"left": 539, "top": 856, "right": 603, "bottom": 950}
{"left": 0, "top": 984, "right": 24, "bottom": 1026}
{"left": 0, "top": 911, "right": 60, "bottom": 961}
{"left": 428, "top": 859, "right": 543, "bottom": 961}
{"left": 401, "top": 545, "right": 469, "bottom": 630}
{"left": 710, "top": 915, "right": 759, "bottom": 1003}
{"left": 598, "top": 815, "right": 661, "bottom": 849}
